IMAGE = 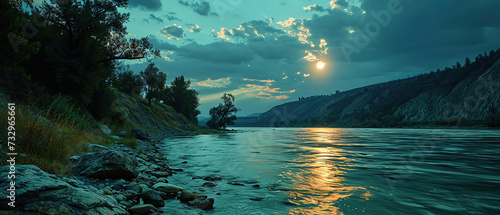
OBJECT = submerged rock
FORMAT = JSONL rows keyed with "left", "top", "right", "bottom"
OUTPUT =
{"left": 179, "top": 190, "right": 214, "bottom": 210}
{"left": 152, "top": 183, "right": 183, "bottom": 198}
{"left": 202, "top": 182, "right": 217, "bottom": 187}
{"left": 203, "top": 174, "right": 222, "bottom": 181}
{"left": 73, "top": 150, "right": 139, "bottom": 180}
{"left": 128, "top": 204, "right": 158, "bottom": 214}
{"left": 0, "top": 165, "right": 127, "bottom": 214}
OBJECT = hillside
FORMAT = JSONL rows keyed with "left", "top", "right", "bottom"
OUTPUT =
{"left": 237, "top": 50, "right": 500, "bottom": 128}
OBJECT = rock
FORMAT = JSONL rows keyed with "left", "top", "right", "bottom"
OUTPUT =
{"left": 72, "top": 150, "right": 139, "bottom": 180}
{"left": 250, "top": 197, "right": 264, "bottom": 201}
{"left": 132, "top": 127, "right": 149, "bottom": 140}
{"left": 100, "top": 124, "right": 112, "bottom": 135}
{"left": 141, "top": 187, "right": 164, "bottom": 207}
{"left": 202, "top": 182, "right": 217, "bottom": 187}
{"left": 179, "top": 190, "right": 214, "bottom": 210}
{"left": 124, "top": 190, "right": 140, "bottom": 201}
{"left": 114, "top": 194, "right": 127, "bottom": 202}
{"left": 227, "top": 182, "right": 245, "bottom": 186}
{"left": 117, "top": 130, "right": 128, "bottom": 137}
{"left": 203, "top": 174, "right": 222, "bottom": 181}
{"left": 188, "top": 197, "right": 214, "bottom": 210}
{"left": 182, "top": 161, "right": 188, "bottom": 164}
{"left": 252, "top": 184, "right": 261, "bottom": 188}
{"left": 0, "top": 165, "right": 127, "bottom": 214}
{"left": 152, "top": 183, "right": 183, "bottom": 198}
{"left": 128, "top": 204, "right": 158, "bottom": 215}
{"left": 80, "top": 142, "right": 108, "bottom": 151}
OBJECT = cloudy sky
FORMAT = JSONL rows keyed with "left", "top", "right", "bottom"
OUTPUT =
{"left": 121, "top": 0, "right": 500, "bottom": 117}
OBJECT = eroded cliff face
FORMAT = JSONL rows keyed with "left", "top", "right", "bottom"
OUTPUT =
{"left": 395, "top": 58, "right": 500, "bottom": 121}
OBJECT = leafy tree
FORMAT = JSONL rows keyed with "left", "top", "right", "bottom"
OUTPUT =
{"left": 0, "top": 0, "right": 41, "bottom": 95}
{"left": 163, "top": 76, "right": 200, "bottom": 122}
{"left": 206, "top": 93, "right": 239, "bottom": 130}
{"left": 140, "top": 63, "right": 166, "bottom": 106}
{"left": 27, "top": 0, "right": 160, "bottom": 104}
{"left": 465, "top": 57, "right": 471, "bottom": 67}
{"left": 110, "top": 65, "right": 145, "bottom": 96}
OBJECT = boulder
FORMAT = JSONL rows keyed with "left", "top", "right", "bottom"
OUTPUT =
{"left": 100, "top": 124, "right": 112, "bottom": 135}
{"left": 72, "top": 150, "right": 139, "bottom": 180}
{"left": 152, "top": 183, "right": 183, "bottom": 198}
{"left": 128, "top": 204, "right": 158, "bottom": 215}
{"left": 132, "top": 127, "right": 149, "bottom": 140}
{"left": 141, "top": 187, "right": 164, "bottom": 207}
{"left": 0, "top": 165, "right": 127, "bottom": 214}
{"left": 202, "top": 182, "right": 217, "bottom": 187}
{"left": 179, "top": 190, "right": 214, "bottom": 210}
{"left": 126, "top": 182, "right": 142, "bottom": 193}
{"left": 203, "top": 174, "right": 222, "bottom": 181}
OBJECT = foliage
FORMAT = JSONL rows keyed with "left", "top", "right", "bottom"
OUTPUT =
{"left": 45, "top": 94, "right": 98, "bottom": 130}
{"left": 163, "top": 76, "right": 200, "bottom": 122}
{"left": 207, "top": 93, "right": 239, "bottom": 130}
{"left": 0, "top": 0, "right": 40, "bottom": 96}
{"left": 140, "top": 63, "right": 166, "bottom": 106}
{"left": 110, "top": 65, "right": 145, "bottom": 96}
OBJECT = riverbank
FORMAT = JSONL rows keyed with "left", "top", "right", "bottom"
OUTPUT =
{"left": 0, "top": 127, "right": 222, "bottom": 214}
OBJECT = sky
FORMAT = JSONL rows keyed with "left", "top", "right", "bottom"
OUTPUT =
{"left": 120, "top": 0, "right": 500, "bottom": 117}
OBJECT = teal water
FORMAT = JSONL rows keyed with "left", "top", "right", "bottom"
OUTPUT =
{"left": 158, "top": 128, "right": 500, "bottom": 214}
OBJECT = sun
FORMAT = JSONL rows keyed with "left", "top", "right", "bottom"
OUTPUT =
{"left": 316, "top": 61, "right": 325, "bottom": 69}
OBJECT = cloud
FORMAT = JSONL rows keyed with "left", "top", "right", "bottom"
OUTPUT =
{"left": 194, "top": 77, "right": 231, "bottom": 88}
{"left": 176, "top": 41, "right": 254, "bottom": 64}
{"left": 330, "top": 0, "right": 349, "bottom": 9}
{"left": 243, "top": 78, "right": 276, "bottom": 85}
{"left": 129, "top": 0, "right": 162, "bottom": 11}
{"left": 189, "top": 24, "right": 201, "bottom": 33}
{"left": 303, "top": 4, "right": 326, "bottom": 12}
{"left": 164, "top": 12, "right": 180, "bottom": 21}
{"left": 149, "top": 14, "right": 164, "bottom": 23}
{"left": 178, "top": 0, "right": 218, "bottom": 16}
{"left": 148, "top": 35, "right": 178, "bottom": 51}
{"left": 160, "top": 24, "right": 185, "bottom": 40}
{"left": 215, "top": 20, "right": 283, "bottom": 40}
{"left": 248, "top": 35, "right": 311, "bottom": 63}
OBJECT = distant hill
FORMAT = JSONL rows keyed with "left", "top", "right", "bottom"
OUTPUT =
{"left": 238, "top": 49, "right": 500, "bottom": 128}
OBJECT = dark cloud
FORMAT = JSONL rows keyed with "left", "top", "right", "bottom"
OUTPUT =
{"left": 149, "top": 14, "right": 164, "bottom": 23}
{"left": 129, "top": 0, "right": 162, "bottom": 11}
{"left": 178, "top": 0, "right": 218, "bottom": 17}
{"left": 176, "top": 42, "right": 254, "bottom": 64}
{"left": 148, "top": 35, "right": 178, "bottom": 51}
{"left": 303, "top": 4, "right": 326, "bottom": 12}
{"left": 160, "top": 24, "right": 185, "bottom": 40}
{"left": 248, "top": 35, "right": 311, "bottom": 63}
{"left": 164, "top": 14, "right": 180, "bottom": 21}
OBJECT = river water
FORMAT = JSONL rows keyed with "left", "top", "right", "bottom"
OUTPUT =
{"left": 158, "top": 128, "right": 500, "bottom": 215}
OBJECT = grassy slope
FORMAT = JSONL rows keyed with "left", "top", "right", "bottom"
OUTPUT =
{"left": 0, "top": 89, "right": 208, "bottom": 175}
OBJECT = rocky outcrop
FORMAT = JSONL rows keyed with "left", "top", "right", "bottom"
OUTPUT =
{"left": 132, "top": 127, "right": 149, "bottom": 140}
{"left": 0, "top": 165, "right": 127, "bottom": 214}
{"left": 72, "top": 150, "right": 139, "bottom": 180}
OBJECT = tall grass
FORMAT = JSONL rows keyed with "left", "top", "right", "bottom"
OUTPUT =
{"left": 0, "top": 104, "right": 98, "bottom": 175}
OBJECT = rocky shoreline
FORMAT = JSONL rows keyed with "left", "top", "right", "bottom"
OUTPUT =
{"left": 0, "top": 126, "right": 216, "bottom": 214}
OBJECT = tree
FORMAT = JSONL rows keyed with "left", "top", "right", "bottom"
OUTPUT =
{"left": 206, "top": 93, "right": 239, "bottom": 130}
{"left": 163, "top": 76, "right": 200, "bottom": 122}
{"left": 27, "top": 0, "right": 160, "bottom": 105}
{"left": 110, "top": 65, "right": 145, "bottom": 96}
{"left": 465, "top": 57, "right": 471, "bottom": 67}
{"left": 140, "top": 63, "right": 166, "bottom": 106}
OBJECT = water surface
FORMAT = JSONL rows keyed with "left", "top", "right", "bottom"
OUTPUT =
{"left": 158, "top": 128, "right": 500, "bottom": 214}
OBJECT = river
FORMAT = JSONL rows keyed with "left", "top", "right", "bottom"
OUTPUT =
{"left": 157, "top": 128, "right": 500, "bottom": 215}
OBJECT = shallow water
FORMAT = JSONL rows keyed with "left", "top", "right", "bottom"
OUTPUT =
{"left": 158, "top": 128, "right": 500, "bottom": 214}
